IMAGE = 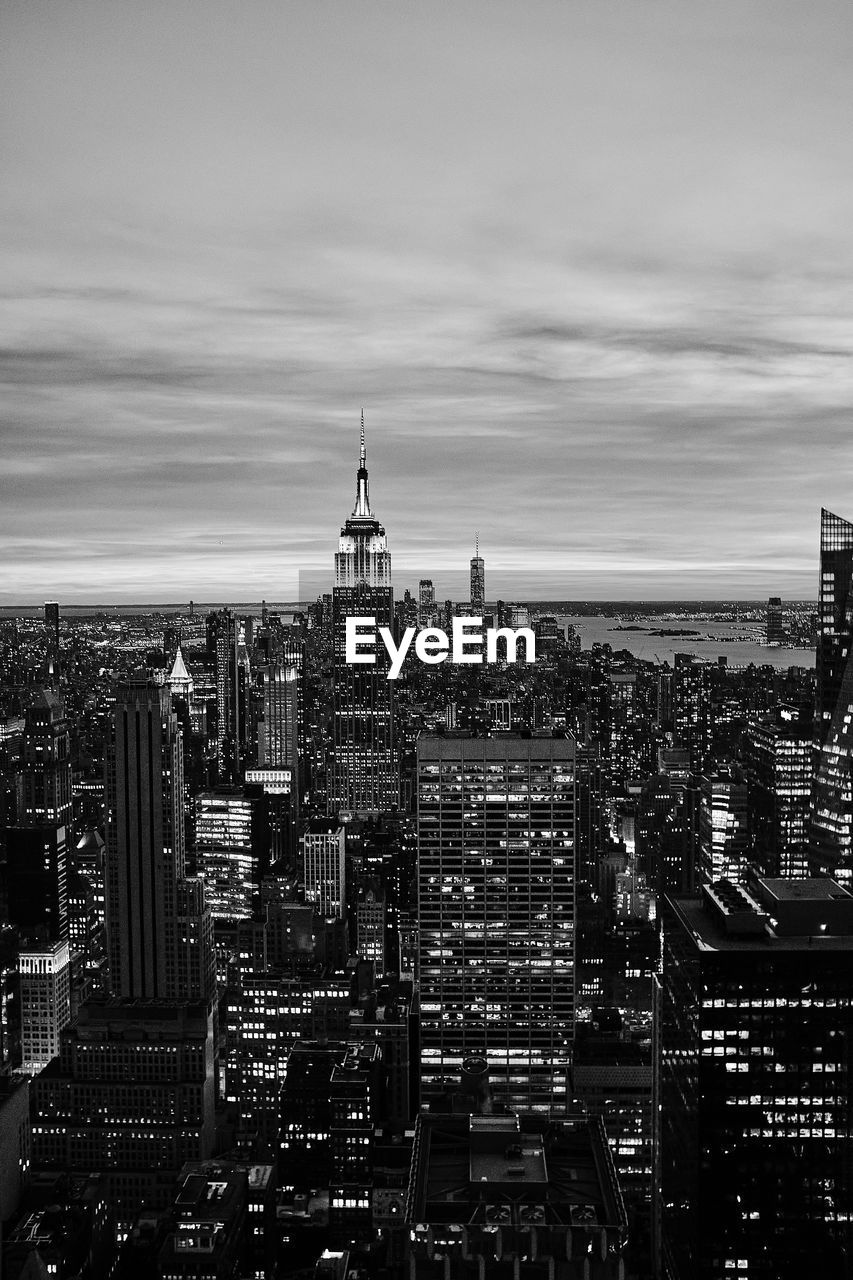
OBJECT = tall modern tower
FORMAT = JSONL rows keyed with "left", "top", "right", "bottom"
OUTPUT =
{"left": 469, "top": 535, "right": 485, "bottom": 614}
{"left": 329, "top": 415, "right": 397, "bottom": 815}
{"left": 417, "top": 733, "right": 576, "bottom": 1113}
{"left": 811, "top": 507, "right": 853, "bottom": 882}
{"left": 105, "top": 677, "right": 213, "bottom": 1002}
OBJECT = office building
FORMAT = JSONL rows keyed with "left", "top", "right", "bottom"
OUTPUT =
{"left": 105, "top": 678, "right": 213, "bottom": 1003}
{"left": 16, "top": 690, "right": 72, "bottom": 827}
{"left": 167, "top": 644, "right": 194, "bottom": 699}
{"left": 329, "top": 418, "right": 397, "bottom": 815}
{"left": 4, "top": 824, "right": 68, "bottom": 943}
{"left": 301, "top": 822, "right": 346, "bottom": 919}
{"left": 418, "top": 733, "right": 576, "bottom": 1112}
{"left": 698, "top": 765, "right": 749, "bottom": 885}
{"left": 405, "top": 1112, "right": 627, "bottom": 1278}
{"left": 196, "top": 787, "right": 271, "bottom": 920}
{"left": 811, "top": 507, "right": 853, "bottom": 882}
{"left": 19, "top": 940, "right": 71, "bottom": 1073}
{"left": 746, "top": 704, "right": 812, "bottom": 877}
{"left": 31, "top": 1001, "right": 216, "bottom": 1224}
{"left": 418, "top": 579, "right": 435, "bottom": 625}
{"left": 257, "top": 662, "right": 298, "bottom": 774}
{"left": 766, "top": 596, "right": 785, "bottom": 645}
{"left": 657, "top": 877, "right": 853, "bottom": 1278}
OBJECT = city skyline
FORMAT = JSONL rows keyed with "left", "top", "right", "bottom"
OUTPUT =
{"left": 3, "top": 1, "right": 853, "bottom": 602}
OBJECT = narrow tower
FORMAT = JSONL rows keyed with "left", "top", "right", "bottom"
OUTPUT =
{"left": 470, "top": 533, "right": 485, "bottom": 614}
{"left": 329, "top": 414, "right": 397, "bottom": 815}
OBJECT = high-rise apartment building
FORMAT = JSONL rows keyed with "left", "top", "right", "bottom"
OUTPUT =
{"left": 417, "top": 733, "right": 576, "bottom": 1113}
{"left": 657, "top": 877, "right": 853, "bottom": 1278}
{"left": 329, "top": 419, "right": 396, "bottom": 815}
{"left": 811, "top": 507, "right": 853, "bottom": 882}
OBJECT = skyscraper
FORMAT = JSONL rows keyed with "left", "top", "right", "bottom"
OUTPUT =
{"left": 206, "top": 609, "right": 251, "bottom": 784}
{"left": 417, "top": 733, "right": 576, "bottom": 1113}
{"left": 746, "top": 704, "right": 812, "bottom": 877}
{"left": 43, "top": 601, "right": 60, "bottom": 684}
{"left": 329, "top": 416, "right": 396, "bottom": 815}
{"left": 258, "top": 662, "right": 298, "bottom": 772}
{"left": 766, "top": 596, "right": 784, "bottom": 645}
{"left": 301, "top": 822, "right": 346, "bottom": 919}
{"left": 698, "top": 765, "right": 749, "bottom": 885}
{"left": 418, "top": 578, "right": 435, "bottom": 625}
{"left": 105, "top": 677, "right": 213, "bottom": 1002}
{"left": 16, "top": 690, "right": 72, "bottom": 827}
{"left": 196, "top": 786, "right": 272, "bottom": 920}
{"left": 31, "top": 678, "right": 217, "bottom": 1223}
{"left": 657, "top": 877, "right": 853, "bottom": 1278}
{"left": 811, "top": 507, "right": 853, "bottom": 882}
{"left": 469, "top": 535, "right": 485, "bottom": 614}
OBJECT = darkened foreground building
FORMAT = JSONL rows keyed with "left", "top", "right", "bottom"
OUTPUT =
{"left": 31, "top": 1001, "right": 216, "bottom": 1224}
{"left": 657, "top": 877, "right": 853, "bottom": 1279}
{"left": 405, "top": 1112, "right": 627, "bottom": 1278}
{"left": 811, "top": 506, "right": 853, "bottom": 883}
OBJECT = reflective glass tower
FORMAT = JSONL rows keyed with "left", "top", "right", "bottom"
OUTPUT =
{"left": 329, "top": 416, "right": 397, "bottom": 815}
{"left": 811, "top": 507, "right": 853, "bottom": 882}
{"left": 417, "top": 733, "right": 576, "bottom": 1113}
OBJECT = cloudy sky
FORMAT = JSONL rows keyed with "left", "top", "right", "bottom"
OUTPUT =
{"left": 2, "top": 0, "right": 852, "bottom": 602}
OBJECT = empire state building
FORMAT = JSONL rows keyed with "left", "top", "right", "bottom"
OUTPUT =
{"left": 328, "top": 417, "right": 397, "bottom": 815}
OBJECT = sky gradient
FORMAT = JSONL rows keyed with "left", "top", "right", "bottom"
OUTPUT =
{"left": 2, "top": 1, "right": 852, "bottom": 602}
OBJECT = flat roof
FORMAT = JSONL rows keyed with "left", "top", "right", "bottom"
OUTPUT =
{"left": 667, "top": 896, "right": 853, "bottom": 952}
{"left": 759, "top": 877, "right": 853, "bottom": 903}
{"left": 408, "top": 1113, "right": 625, "bottom": 1230}
{"left": 417, "top": 733, "right": 575, "bottom": 762}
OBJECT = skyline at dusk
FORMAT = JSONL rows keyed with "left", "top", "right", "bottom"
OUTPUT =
{"left": 3, "top": 0, "right": 853, "bottom": 602}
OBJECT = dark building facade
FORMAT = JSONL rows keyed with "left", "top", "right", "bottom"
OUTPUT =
{"left": 811, "top": 507, "right": 853, "bottom": 883}
{"left": 657, "top": 877, "right": 853, "bottom": 1279}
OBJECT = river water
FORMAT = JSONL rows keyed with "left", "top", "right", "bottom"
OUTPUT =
{"left": 556, "top": 615, "right": 814, "bottom": 670}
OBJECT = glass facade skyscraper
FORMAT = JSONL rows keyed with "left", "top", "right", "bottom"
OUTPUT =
{"left": 417, "top": 733, "right": 576, "bottom": 1113}
{"left": 811, "top": 507, "right": 853, "bottom": 882}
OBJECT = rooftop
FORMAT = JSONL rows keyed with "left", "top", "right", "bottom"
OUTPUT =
{"left": 407, "top": 1112, "right": 625, "bottom": 1231}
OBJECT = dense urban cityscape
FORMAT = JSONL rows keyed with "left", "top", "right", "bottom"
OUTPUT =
{"left": 0, "top": 432, "right": 850, "bottom": 1279}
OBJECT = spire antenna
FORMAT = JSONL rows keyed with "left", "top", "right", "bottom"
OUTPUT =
{"left": 360, "top": 409, "right": 366, "bottom": 467}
